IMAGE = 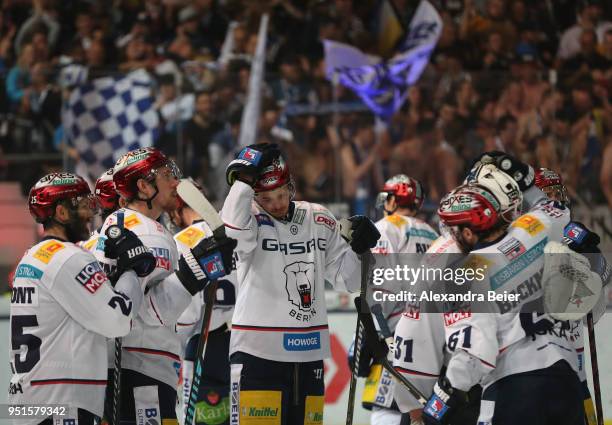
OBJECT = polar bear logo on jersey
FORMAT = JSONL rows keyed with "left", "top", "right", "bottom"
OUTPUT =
{"left": 284, "top": 261, "right": 315, "bottom": 311}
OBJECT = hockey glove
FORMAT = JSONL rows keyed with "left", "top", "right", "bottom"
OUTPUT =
{"left": 104, "top": 225, "right": 156, "bottom": 278}
{"left": 176, "top": 236, "right": 237, "bottom": 295}
{"left": 423, "top": 377, "right": 470, "bottom": 425}
{"left": 564, "top": 221, "right": 611, "bottom": 287}
{"left": 343, "top": 215, "right": 381, "bottom": 255}
{"left": 225, "top": 143, "right": 281, "bottom": 186}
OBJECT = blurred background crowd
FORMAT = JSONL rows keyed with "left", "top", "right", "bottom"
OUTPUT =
{"left": 0, "top": 0, "right": 611, "bottom": 217}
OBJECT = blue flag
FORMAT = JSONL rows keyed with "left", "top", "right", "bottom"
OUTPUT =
{"left": 325, "top": 0, "right": 442, "bottom": 120}
{"left": 62, "top": 69, "right": 160, "bottom": 178}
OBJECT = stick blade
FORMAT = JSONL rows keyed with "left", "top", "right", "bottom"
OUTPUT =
{"left": 177, "top": 179, "right": 225, "bottom": 237}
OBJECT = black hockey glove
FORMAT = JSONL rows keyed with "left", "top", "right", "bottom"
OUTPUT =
{"left": 468, "top": 151, "right": 535, "bottom": 191}
{"left": 104, "top": 225, "right": 156, "bottom": 279}
{"left": 176, "top": 236, "right": 237, "bottom": 295}
{"left": 225, "top": 143, "right": 281, "bottom": 186}
{"left": 423, "top": 377, "right": 471, "bottom": 425}
{"left": 343, "top": 215, "right": 381, "bottom": 255}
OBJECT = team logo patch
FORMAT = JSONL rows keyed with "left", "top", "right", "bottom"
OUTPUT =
{"left": 511, "top": 214, "right": 544, "bottom": 236}
{"left": 107, "top": 226, "right": 122, "bottom": 239}
{"left": 150, "top": 247, "right": 171, "bottom": 270}
{"left": 283, "top": 332, "right": 321, "bottom": 351}
{"left": 124, "top": 213, "right": 142, "bottom": 229}
{"left": 497, "top": 237, "right": 526, "bottom": 260}
{"left": 198, "top": 252, "right": 226, "bottom": 280}
{"left": 386, "top": 215, "right": 407, "bottom": 227}
{"left": 177, "top": 226, "right": 206, "bottom": 248}
{"left": 255, "top": 213, "right": 274, "bottom": 227}
{"left": 424, "top": 394, "right": 449, "bottom": 419}
{"left": 313, "top": 212, "right": 336, "bottom": 231}
{"left": 75, "top": 262, "right": 107, "bottom": 294}
{"left": 443, "top": 311, "right": 471, "bottom": 326}
{"left": 304, "top": 395, "right": 324, "bottom": 425}
{"left": 195, "top": 392, "right": 230, "bottom": 425}
{"left": 238, "top": 148, "right": 262, "bottom": 165}
{"left": 15, "top": 264, "right": 43, "bottom": 279}
{"left": 33, "top": 240, "right": 65, "bottom": 264}
{"left": 290, "top": 225, "right": 299, "bottom": 235}
{"left": 284, "top": 261, "right": 315, "bottom": 312}
{"left": 564, "top": 222, "right": 586, "bottom": 243}
{"left": 239, "top": 390, "right": 281, "bottom": 422}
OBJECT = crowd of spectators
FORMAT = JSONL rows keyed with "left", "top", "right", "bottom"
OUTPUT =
{"left": 0, "top": 0, "right": 611, "bottom": 215}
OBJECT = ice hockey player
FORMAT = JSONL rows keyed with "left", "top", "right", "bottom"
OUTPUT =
{"left": 221, "top": 143, "right": 380, "bottom": 424}
{"left": 170, "top": 182, "right": 237, "bottom": 425}
{"left": 391, "top": 164, "right": 520, "bottom": 425}
{"left": 94, "top": 147, "right": 237, "bottom": 424}
{"left": 534, "top": 167, "right": 611, "bottom": 425}
{"left": 424, "top": 154, "right": 602, "bottom": 424}
{"left": 10, "top": 173, "right": 149, "bottom": 425}
{"left": 359, "top": 175, "right": 438, "bottom": 425}
{"left": 81, "top": 168, "right": 121, "bottom": 251}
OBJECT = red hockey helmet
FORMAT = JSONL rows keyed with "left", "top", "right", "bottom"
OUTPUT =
{"left": 438, "top": 183, "right": 505, "bottom": 233}
{"left": 376, "top": 174, "right": 424, "bottom": 210}
{"left": 28, "top": 173, "right": 92, "bottom": 223}
{"left": 253, "top": 154, "right": 293, "bottom": 193}
{"left": 535, "top": 167, "right": 569, "bottom": 205}
{"left": 95, "top": 168, "right": 119, "bottom": 211}
{"left": 113, "top": 147, "right": 179, "bottom": 200}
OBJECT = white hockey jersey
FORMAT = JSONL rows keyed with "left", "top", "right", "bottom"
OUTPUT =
{"left": 93, "top": 208, "right": 192, "bottom": 387}
{"left": 221, "top": 181, "right": 362, "bottom": 362}
{"left": 174, "top": 220, "right": 236, "bottom": 343}
{"left": 9, "top": 238, "right": 140, "bottom": 423}
{"left": 444, "top": 200, "right": 575, "bottom": 390}
{"left": 373, "top": 214, "right": 438, "bottom": 331}
{"left": 392, "top": 235, "right": 459, "bottom": 412}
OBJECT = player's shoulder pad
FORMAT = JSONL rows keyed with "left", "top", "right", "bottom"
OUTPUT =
{"left": 174, "top": 222, "right": 211, "bottom": 248}
{"left": 510, "top": 201, "right": 569, "bottom": 239}
{"left": 310, "top": 202, "right": 338, "bottom": 231}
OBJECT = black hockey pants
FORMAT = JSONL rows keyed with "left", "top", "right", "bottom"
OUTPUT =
{"left": 229, "top": 351, "right": 324, "bottom": 425}
{"left": 480, "top": 360, "right": 584, "bottom": 425}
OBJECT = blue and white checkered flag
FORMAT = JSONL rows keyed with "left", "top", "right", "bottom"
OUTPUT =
{"left": 63, "top": 69, "right": 160, "bottom": 178}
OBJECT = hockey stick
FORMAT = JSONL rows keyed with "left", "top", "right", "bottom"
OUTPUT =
{"left": 359, "top": 298, "right": 428, "bottom": 406}
{"left": 345, "top": 251, "right": 371, "bottom": 425}
{"left": 176, "top": 180, "right": 225, "bottom": 425}
{"left": 111, "top": 211, "right": 125, "bottom": 425}
{"left": 587, "top": 312, "right": 603, "bottom": 425}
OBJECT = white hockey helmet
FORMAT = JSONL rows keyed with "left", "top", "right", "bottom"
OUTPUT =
{"left": 468, "top": 164, "right": 523, "bottom": 223}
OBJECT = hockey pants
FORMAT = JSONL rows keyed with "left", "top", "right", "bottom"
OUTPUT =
{"left": 229, "top": 352, "right": 324, "bottom": 425}
{"left": 38, "top": 408, "right": 99, "bottom": 425}
{"left": 182, "top": 326, "right": 231, "bottom": 425}
{"left": 479, "top": 360, "right": 583, "bottom": 425}
{"left": 104, "top": 368, "right": 177, "bottom": 425}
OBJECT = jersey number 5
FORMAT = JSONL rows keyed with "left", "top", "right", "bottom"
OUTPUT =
{"left": 11, "top": 315, "right": 42, "bottom": 373}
